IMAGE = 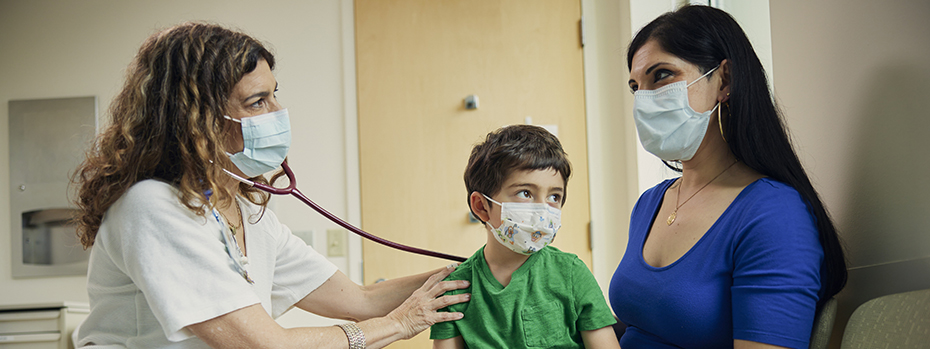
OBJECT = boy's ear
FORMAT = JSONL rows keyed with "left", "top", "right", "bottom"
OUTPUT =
{"left": 469, "top": 191, "right": 492, "bottom": 223}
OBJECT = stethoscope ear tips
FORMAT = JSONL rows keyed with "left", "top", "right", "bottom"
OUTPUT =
{"left": 240, "top": 256, "right": 249, "bottom": 265}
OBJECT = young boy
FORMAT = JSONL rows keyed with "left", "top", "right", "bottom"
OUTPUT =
{"left": 430, "top": 125, "right": 620, "bottom": 348}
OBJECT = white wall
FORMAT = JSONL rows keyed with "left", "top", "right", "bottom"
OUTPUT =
{"left": 581, "top": 0, "right": 638, "bottom": 300}
{"left": 769, "top": 0, "right": 930, "bottom": 345}
{"left": 0, "top": 0, "right": 358, "bottom": 327}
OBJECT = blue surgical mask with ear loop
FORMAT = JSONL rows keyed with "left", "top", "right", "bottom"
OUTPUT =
{"left": 224, "top": 108, "right": 291, "bottom": 178}
{"left": 633, "top": 66, "right": 720, "bottom": 161}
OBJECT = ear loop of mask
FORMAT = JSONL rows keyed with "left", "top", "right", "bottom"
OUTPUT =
{"left": 223, "top": 116, "right": 241, "bottom": 157}
{"left": 224, "top": 115, "right": 243, "bottom": 157}
{"left": 686, "top": 65, "right": 719, "bottom": 88}
{"left": 694, "top": 65, "right": 724, "bottom": 142}
{"left": 483, "top": 194, "right": 502, "bottom": 207}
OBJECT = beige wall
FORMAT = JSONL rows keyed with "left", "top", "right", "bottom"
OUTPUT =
{"left": 0, "top": 0, "right": 357, "bottom": 327}
{"left": 770, "top": 0, "right": 930, "bottom": 344}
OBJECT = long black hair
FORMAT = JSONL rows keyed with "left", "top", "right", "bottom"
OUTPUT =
{"left": 628, "top": 5, "right": 847, "bottom": 306}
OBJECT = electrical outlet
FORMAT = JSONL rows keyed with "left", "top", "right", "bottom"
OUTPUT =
{"left": 327, "top": 229, "right": 348, "bottom": 257}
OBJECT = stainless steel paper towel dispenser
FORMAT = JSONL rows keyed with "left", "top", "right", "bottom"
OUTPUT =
{"left": 9, "top": 96, "right": 96, "bottom": 278}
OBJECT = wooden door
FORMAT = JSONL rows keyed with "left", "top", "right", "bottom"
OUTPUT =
{"left": 356, "top": 1, "right": 589, "bottom": 346}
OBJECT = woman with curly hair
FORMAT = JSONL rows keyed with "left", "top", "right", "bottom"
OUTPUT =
{"left": 73, "top": 22, "right": 468, "bottom": 348}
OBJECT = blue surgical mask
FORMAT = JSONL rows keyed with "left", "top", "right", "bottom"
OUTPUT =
{"left": 633, "top": 66, "right": 719, "bottom": 161}
{"left": 224, "top": 108, "right": 291, "bottom": 178}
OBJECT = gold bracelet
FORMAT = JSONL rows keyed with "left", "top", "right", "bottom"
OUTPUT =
{"left": 336, "top": 323, "right": 366, "bottom": 349}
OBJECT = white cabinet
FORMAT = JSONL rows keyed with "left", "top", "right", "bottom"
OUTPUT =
{"left": 0, "top": 302, "right": 88, "bottom": 349}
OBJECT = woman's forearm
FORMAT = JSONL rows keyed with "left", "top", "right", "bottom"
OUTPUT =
{"left": 280, "top": 316, "right": 405, "bottom": 349}
{"left": 194, "top": 265, "right": 468, "bottom": 348}
{"left": 189, "top": 303, "right": 395, "bottom": 349}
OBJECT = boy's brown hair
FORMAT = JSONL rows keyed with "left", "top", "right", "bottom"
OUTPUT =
{"left": 464, "top": 125, "right": 572, "bottom": 223}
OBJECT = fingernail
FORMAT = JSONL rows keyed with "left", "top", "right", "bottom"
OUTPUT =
{"left": 447, "top": 263, "right": 457, "bottom": 269}
{"left": 462, "top": 281, "right": 470, "bottom": 287}
{"left": 464, "top": 293, "right": 471, "bottom": 300}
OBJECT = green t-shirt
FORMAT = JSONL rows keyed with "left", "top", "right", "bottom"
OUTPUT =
{"left": 430, "top": 245, "right": 616, "bottom": 348}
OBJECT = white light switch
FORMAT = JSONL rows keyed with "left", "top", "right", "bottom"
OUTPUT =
{"left": 327, "top": 229, "right": 348, "bottom": 257}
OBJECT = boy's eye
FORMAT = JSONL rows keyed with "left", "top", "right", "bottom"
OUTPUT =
{"left": 547, "top": 194, "right": 562, "bottom": 204}
{"left": 516, "top": 190, "right": 532, "bottom": 199}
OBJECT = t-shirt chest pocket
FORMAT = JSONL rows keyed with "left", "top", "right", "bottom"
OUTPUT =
{"left": 522, "top": 301, "right": 570, "bottom": 347}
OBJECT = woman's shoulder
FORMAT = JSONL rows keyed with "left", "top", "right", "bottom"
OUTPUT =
{"left": 109, "top": 179, "right": 182, "bottom": 212}
{"left": 102, "top": 179, "right": 204, "bottom": 232}
{"left": 97, "top": 180, "right": 211, "bottom": 250}
{"left": 645, "top": 178, "right": 677, "bottom": 196}
{"left": 737, "top": 178, "right": 808, "bottom": 211}
{"left": 728, "top": 178, "right": 819, "bottom": 244}
{"left": 748, "top": 177, "right": 798, "bottom": 192}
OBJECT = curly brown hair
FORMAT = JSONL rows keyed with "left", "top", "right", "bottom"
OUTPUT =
{"left": 72, "top": 22, "right": 283, "bottom": 248}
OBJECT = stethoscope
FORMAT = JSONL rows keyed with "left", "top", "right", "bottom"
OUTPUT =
{"left": 223, "top": 160, "right": 467, "bottom": 262}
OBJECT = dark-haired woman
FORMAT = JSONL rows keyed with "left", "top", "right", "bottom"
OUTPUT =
{"left": 73, "top": 22, "right": 468, "bottom": 348}
{"left": 609, "top": 5, "right": 846, "bottom": 349}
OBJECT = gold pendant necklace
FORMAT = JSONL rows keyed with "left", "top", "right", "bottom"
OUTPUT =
{"left": 227, "top": 200, "right": 243, "bottom": 235}
{"left": 667, "top": 160, "right": 738, "bottom": 226}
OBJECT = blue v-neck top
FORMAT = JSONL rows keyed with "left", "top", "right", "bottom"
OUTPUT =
{"left": 609, "top": 178, "right": 823, "bottom": 349}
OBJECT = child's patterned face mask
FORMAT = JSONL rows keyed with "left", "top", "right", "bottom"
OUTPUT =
{"left": 483, "top": 194, "right": 561, "bottom": 255}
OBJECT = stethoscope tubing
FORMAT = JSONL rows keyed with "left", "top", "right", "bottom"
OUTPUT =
{"left": 224, "top": 161, "right": 467, "bottom": 262}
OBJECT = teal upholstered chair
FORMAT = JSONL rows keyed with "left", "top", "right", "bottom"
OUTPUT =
{"left": 809, "top": 297, "right": 837, "bottom": 349}
{"left": 840, "top": 288, "right": 930, "bottom": 348}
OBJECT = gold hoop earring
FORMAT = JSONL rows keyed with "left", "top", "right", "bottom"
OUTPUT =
{"left": 718, "top": 101, "right": 727, "bottom": 143}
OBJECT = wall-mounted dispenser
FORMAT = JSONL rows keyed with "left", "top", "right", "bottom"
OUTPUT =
{"left": 9, "top": 96, "right": 96, "bottom": 278}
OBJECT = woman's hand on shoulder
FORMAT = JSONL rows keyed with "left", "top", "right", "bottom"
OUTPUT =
{"left": 384, "top": 265, "right": 470, "bottom": 339}
{"left": 294, "top": 264, "right": 469, "bottom": 342}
